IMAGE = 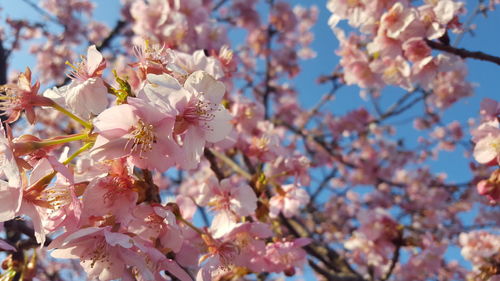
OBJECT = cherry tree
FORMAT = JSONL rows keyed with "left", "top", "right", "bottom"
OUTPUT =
{"left": 0, "top": 0, "right": 499, "bottom": 280}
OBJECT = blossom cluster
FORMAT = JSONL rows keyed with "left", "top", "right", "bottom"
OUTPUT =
{"left": 0, "top": 44, "right": 311, "bottom": 281}
{"left": 1, "top": 0, "right": 500, "bottom": 280}
{"left": 328, "top": 0, "right": 472, "bottom": 109}
{"left": 472, "top": 98, "right": 500, "bottom": 203}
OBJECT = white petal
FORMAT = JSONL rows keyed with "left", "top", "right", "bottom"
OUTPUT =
{"left": 184, "top": 71, "right": 225, "bottom": 104}
{"left": 204, "top": 106, "right": 232, "bottom": 143}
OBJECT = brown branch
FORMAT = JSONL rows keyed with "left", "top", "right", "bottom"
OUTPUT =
{"left": 309, "top": 260, "right": 366, "bottom": 281}
{"left": 263, "top": 0, "right": 276, "bottom": 120}
{"left": 212, "top": 0, "right": 230, "bottom": 11}
{"left": 279, "top": 214, "right": 366, "bottom": 281}
{"left": 204, "top": 148, "right": 225, "bottom": 181}
{"left": 380, "top": 233, "right": 403, "bottom": 281}
{"left": 141, "top": 169, "right": 161, "bottom": 203}
{"left": 21, "top": 0, "right": 62, "bottom": 26}
{"left": 426, "top": 40, "right": 500, "bottom": 66}
{"left": 97, "top": 20, "right": 126, "bottom": 51}
{"left": 274, "top": 118, "right": 471, "bottom": 191}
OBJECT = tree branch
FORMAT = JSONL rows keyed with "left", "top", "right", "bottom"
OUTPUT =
{"left": 204, "top": 148, "right": 225, "bottom": 181}
{"left": 426, "top": 40, "right": 500, "bottom": 66}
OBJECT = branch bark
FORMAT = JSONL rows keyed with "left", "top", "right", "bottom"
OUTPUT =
{"left": 426, "top": 40, "right": 500, "bottom": 66}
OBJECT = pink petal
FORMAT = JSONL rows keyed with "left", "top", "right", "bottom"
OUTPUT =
{"left": 203, "top": 106, "right": 232, "bottom": 143}
{"left": 184, "top": 71, "right": 225, "bottom": 104}
{"left": 86, "top": 45, "right": 104, "bottom": 76}
{"left": 0, "top": 182, "right": 22, "bottom": 221}
{"left": 94, "top": 104, "right": 137, "bottom": 135}
{"left": 179, "top": 128, "right": 205, "bottom": 170}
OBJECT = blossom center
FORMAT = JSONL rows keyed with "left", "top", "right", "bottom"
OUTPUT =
{"left": 0, "top": 87, "right": 24, "bottom": 112}
{"left": 174, "top": 97, "right": 217, "bottom": 135}
{"left": 490, "top": 139, "right": 500, "bottom": 152}
{"left": 129, "top": 119, "right": 156, "bottom": 155}
{"left": 81, "top": 239, "right": 109, "bottom": 269}
{"left": 66, "top": 59, "right": 91, "bottom": 82}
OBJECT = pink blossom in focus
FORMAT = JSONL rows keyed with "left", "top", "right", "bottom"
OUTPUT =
{"left": 63, "top": 45, "right": 109, "bottom": 119}
{"left": 91, "top": 98, "right": 176, "bottom": 172}
{"left": 0, "top": 68, "right": 52, "bottom": 124}
{"left": 140, "top": 71, "right": 232, "bottom": 169}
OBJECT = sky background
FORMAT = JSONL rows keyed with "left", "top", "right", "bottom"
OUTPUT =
{"left": 1, "top": 0, "right": 500, "bottom": 279}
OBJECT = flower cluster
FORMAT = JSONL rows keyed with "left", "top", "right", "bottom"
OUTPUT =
{"left": 328, "top": 0, "right": 472, "bottom": 109}
{"left": 472, "top": 98, "right": 500, "bottom": 203}
{"left": 0, "top": 43, "right": 312, "bottom": 281}
{"left": 2, "top": 0, "right": 500, "bottom": 280}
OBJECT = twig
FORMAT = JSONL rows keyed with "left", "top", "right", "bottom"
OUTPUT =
{"left": 21, "top": 0, "right": 62, "bottom": 26}
{"left": 204, "top": 148, "right": 225, "bottom": 181}
{"left": 197, "top": 206, "right": 210, "bottom": 227}
{"left": 208, "top": 149, "right": 252, "bottom": 180}
{"left": 212, "top": 0, "right": 229, "bottom": 11}
{"left": 426, "top": 40, "right": 500, "bottom": 66}
{"left": 97, "top": 20, "right": 126, "bottom": 51}
{"left": 380, "top": 233, "right": 403, "bottom": 281}
{"left": 263, "top": 0, "right": 276, "bottom": 120}
{"left": 309, "top": 168, "right": 337, "bottom": 203}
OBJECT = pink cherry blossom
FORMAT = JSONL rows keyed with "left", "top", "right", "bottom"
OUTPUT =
{"left": 0, "top": 123, "right": 22, "bottom": 222}
{"left": 63, "top": 45, "right": 109, "bottom": 119}
{"left": 140, "top": 71, "right": 232, "bottom": 169}
{"left": 91, "top": 97, "right": 176, "bottom": 171}
{"left": 196, "top": 177, "right": 257, "bottom": 237}
{"left": 269, "top": 183, "right": 310, "bottom": 218}
{"left": 379, "top": 3, "right": 416, "bottom": 40}
{"left": 127, "top": 203, "right": 183, "bottom": 253}
{"left": 473, "top": 134, "right": 500, "bottom": 165}
{"left": 459, "top": 230, "right": 500, "bottom": 272}
{"left": 50, "top": 226, "right": 155, "bottom": 281}
{"left": 263, "top": 238, "right": 311, "bottom": 275}
{"left": 0, "top": 68, "right": 52, "bottom": 124}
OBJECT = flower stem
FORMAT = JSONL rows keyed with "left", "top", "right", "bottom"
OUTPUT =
{"left": 36, "top": 134, "right": 88, "bottom": 147}
{"left": 177, "top": 216, "right": 205, "bottom": 236}
{"left": 62, "top": 142, "right": 94, "bottom": 165}
{"left": 209, "top": 149, "right": 252, "bottom": 180}
{"left": 51, "top": 102, "right": 93, "bottom": 130}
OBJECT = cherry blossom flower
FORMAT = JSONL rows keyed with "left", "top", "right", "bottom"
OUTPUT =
{"left": 196, "top": 177, "right": 257, "bottom": 238}
{"left": 91, "top": 98, "right": 176, "bottom": 171}
{"left": 50, "top": 226, "right": 155, "bottom": 281}
{"left": 0, "top": 68, "right": 52, "bottom": 124}
{"left": 379, "top": 3, "right": 416, "bottom": 40}
{"left": 263, "top": 238, "right": 311, "bottom": 275}
{"left": 62, "top": 45, "right": 109, "bottom": 119}
{"left": 459, "top": 231, "right": 500, "bottom": 272}
{"left": 197, "top": 222, "right": 273, "bottom": 280}
{"left": 127, "top": 203, "right": 183, "bottom": 253}
{"left": 269, "top": 183, "right": 310, "bottom": 218}
{"left": 80, "top": 159, "right": 138, "bottom": 225}
{"left": 140, "top": 71, "right": 232, "bottom": 169}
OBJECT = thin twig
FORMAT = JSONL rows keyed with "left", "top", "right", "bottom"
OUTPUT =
{"left": 426, "top": 40, "right": 500, "bottom": 66}
{"left": 204, "top": 148, "right": 225, "bottom": 181}
{"left": 380, "top": 233, "right": 403, "bottom": 281}
{"left": 209, "top": 149, "right": 252, "bottom": 180}
{"left": 212, "top": 0, "right": 229, "bottom": 11}
{"left": 263, "top": 0, "right": 276, "bottom": 119}
{"left": 21, "top": 0, "right": 62, "bottom": 26}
